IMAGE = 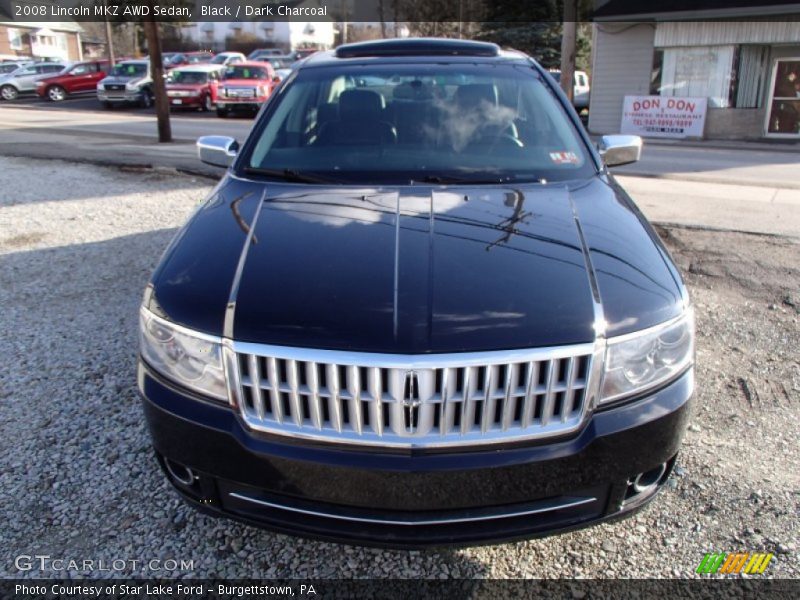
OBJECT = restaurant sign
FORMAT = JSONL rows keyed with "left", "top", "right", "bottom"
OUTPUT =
{"left": 621, "top": 95, "right": 707, "bottom": 138}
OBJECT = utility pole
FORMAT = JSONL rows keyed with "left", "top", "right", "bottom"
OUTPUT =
{"left": 560, "top": 0, "right": 578, "bottom": 103}
{"left": 142, "top": 13, "right": 172, "bottom": 143}
{"left": 103, "top": 0, "right": 115, "bottom": 66}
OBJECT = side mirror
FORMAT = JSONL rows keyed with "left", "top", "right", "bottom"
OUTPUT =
{"left": 599, "top": 135, "right": 642, "bottom": 167}
{"left": 197, "top": 136, "right": 238, "bottom": 168}
{"left": 272, "top": 76, "right": 281, "bottom": 83}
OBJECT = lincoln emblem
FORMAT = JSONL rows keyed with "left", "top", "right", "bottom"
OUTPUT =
{"left": 402, "top": 370, "right": 422, "bottom": 409}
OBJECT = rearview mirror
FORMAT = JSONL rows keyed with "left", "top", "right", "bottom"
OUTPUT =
{"left": 599, "top": 135, "right": 642, "bottom": 167}
{"left": 197, "top": 136, "right": 238, "bottom": 168}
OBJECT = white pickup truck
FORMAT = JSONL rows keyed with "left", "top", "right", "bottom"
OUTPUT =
{"left": 548, "top": 69, "right": 591, "bottom": 111}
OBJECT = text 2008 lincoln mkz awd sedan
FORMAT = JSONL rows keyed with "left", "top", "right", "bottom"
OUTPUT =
{"left": 138, "top": 39, "right": 694, "bottom": 547}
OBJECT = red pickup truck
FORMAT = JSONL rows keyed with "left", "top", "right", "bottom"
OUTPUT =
{"left": 215, "top": 62, "right": 278, "bottom": 118}
{"left": 166, "top": 65, "right": 225, "bottom": 111}
{"left": 36, "top": 60, "right": 109, "bottom": 102}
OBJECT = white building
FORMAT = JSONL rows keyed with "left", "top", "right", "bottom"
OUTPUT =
{"left": 182, "top": 20, "right": 335, "bottom": 53}
{"left": 590, "top": 1, "right": 800, "bottom": 140}
{"left": 181, "top": 0, "right": 335, "bottom": 53}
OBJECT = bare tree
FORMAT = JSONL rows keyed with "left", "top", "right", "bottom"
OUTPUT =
{"left": 142, "top": 10, "right": 172, "bottom": 143}
{"left": 560, "top": 0, "right": 578, "bottom": 102}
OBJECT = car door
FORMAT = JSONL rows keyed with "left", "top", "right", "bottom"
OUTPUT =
{"left": 66, "top": 63, "right": 92, "bottom": 92}
{"left": 13, "top": 66, "right": 39, "bottom": 91}
{"left": 91, "top": 62, "right": 109, "bottom": 89}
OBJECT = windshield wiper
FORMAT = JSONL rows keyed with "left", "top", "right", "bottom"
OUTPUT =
{"left": 243, "top": 167, "right": 342, "bottom": 184}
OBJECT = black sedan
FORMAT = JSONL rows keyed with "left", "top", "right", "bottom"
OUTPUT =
{"left": 138, "top": 39, "right": 694, "bottom": 547}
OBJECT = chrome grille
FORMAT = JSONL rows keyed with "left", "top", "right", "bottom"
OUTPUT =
{"left": 226, "top": 343, "right": 600, "bottom": 448}
{"left": 224, "top": 87, "right": 256, "bottom": 98}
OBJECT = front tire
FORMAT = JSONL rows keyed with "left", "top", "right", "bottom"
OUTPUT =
{"left": 140, "top": 89, "right": 153, "bottom": 109}
{"left": 202, "top": 94, "right": 213, "bottom": 112}
{"left": 0, "top": 85, "right": 18, "bottom": 101}
{"left": 47, "top": 85, "right": 67, "bottom": 102}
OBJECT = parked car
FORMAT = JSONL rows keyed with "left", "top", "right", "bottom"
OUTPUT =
{"left": 248, "top": 48, "right": 285, "bottom": 61}
{"left": 548, "top": 69, "right": 591, "bottom": 110}
{"left": 0, "top": 61, "right": 30, "bottom": 75}
{"left": 209, "top": 52, "right": 246, "bottom": 67}
{"left": 215, "top": 62, "right": 277, "bottom": 117}
{"left": 139, "top": 39, "right": 693, "bottom": 548}
{"left": 166, "top": 64, "right": 225, "bottom": 111}
{"left": 162, "top": 52, "right": 188, "bottom": 69}
{"left": 35, "top": 60, "right": 109, "bottom": 102}
{"left": 97, "top": 60, "right": 153, "bottom": 108}
{"left": 262, "top": 56, "right": 295, "bottom": 70}
{"left": 185, "top": 51, "right": 215, "bottom": 65}
{"left": 0, "top": 62, "right": 66, "bottom": 100}
{"left": 293, "top": 48, "right": 319, "bottom": 60}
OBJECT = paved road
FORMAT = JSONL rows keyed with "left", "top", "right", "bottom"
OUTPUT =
{"left": 0, "top": 94, "right": 255, "bottom": 142}
{"left": 1, "top": 95, "right": 799, "bottom": 237}
{"left": 615, "top": 143, "right": 800, "bottom": 190}
{"left": 1, "top": 96, "right": 798, "bottom": 188}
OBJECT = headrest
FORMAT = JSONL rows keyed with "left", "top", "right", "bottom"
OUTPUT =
{"left": 455, "top": 84, "right": 498, "bottom": 110}
{"left": 339, "top": 89, "right": 385, "bottom": 121}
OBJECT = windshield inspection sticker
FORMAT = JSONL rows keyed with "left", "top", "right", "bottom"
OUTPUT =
{"left": 549, "top": 151, "right": 579, "bottom": 165}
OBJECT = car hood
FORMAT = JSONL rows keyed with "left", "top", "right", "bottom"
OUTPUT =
{"left": 148, "top": 176, "right": 685, "bottom": 353}
{"left": 101, "top": 75, "right": 144, "bottom": 85}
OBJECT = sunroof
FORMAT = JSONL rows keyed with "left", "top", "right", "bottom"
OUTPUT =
{"left": 335, "top": 39, "right": 501, "bottom": 59}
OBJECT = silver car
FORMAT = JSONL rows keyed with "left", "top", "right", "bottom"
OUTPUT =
{"left": 0, "top": 62, "right": 66, "bottom": 100}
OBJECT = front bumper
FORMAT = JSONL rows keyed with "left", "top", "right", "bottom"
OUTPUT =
{"left": 98, "top": 89, "right": 142, "bottom": 103}
{"left": 216, "top": 99, "right": 266, "bottom": 111}
{"left": 139, "top": 362, "right": 692, "bottom": 547}
{"left": 167, "top": 95, "right": 202, "bottom": 107}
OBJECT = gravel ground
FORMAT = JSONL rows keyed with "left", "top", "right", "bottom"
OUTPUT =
{"left": 0, "top": 156, "right": 798, "bottom": 580}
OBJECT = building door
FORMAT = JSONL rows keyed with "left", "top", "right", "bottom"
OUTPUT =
{"left": 766, "top": 59, "right": 800, "bottom": 137}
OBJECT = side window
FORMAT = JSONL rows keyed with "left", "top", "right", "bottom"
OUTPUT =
{"left": 46, "top": 65, "right": 63, "bottom": 73}
{"left": 71, "top": 65, "right": 89, "bottom": 76}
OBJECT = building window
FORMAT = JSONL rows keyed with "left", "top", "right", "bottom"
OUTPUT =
{"left": 735, "top": 45, "right": 769, "bottom": 108}
{"left": 651, "top": 44, "right": 768, "bottom": 109}
{"left": 659, "top": 45, "right": 735, "bottom": 108}
{"left": 8, "top": 28, "right": 23, "bottom": 50}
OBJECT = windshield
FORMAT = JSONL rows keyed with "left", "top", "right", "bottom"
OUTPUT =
{"left": 224, "top": 66, "right": 268, "bottom": 80}
{"left": 110, "top": 63, "right": 147, "bottom": 78}
{"left": 244, "top": 64, "right": 594, "bottom": 184}
{"left": 169, "top": 70, "right": 208, "bottom": 84}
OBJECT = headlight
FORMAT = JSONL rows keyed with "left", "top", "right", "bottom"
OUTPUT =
{"left": 139, "top": 308, "right": 227, "bottom": 401}
{"left": 599, "top": 308, "right": 694, "bottom": 405}
{"left": 125, "top": 80, "right": 140, "bottom": 91}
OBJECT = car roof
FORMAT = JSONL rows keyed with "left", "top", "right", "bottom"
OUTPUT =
{"left": 120, "top": 59, "right": 149, "bottom": 65}
{"left": 218, "top": 51, "right": 245, "bottom": 56}
{"left": 300, "top": 38, "right": 531, "bottom": 70}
